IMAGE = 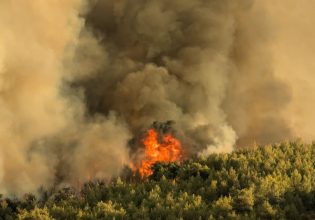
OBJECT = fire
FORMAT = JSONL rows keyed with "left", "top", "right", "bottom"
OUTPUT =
{"left": 137, "top": 129, "right": 182, "bottom": 177}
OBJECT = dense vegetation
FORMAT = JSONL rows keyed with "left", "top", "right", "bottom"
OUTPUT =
{"left": 1, "top": 140, "right": 315, "bottom": 219}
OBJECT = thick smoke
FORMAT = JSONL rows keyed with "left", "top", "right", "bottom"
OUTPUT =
{"left": 81, "top": 0, "right": 246, "bottom": 155}
{"left": 0, "top": 0, "right": 314, "bottom": 194}
{"left": 0, "top": 0, "right": 130, "bottom": 195}
{"left": 80, "top": 0, "right": 292, "bottom": 154}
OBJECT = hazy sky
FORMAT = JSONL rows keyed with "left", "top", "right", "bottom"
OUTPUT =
{"left": 262, "top": 0, "right": 315, "bottom": 140}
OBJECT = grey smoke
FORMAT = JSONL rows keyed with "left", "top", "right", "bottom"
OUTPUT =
{"left": 79, "top": 0, "right": 291, "bottom": 153}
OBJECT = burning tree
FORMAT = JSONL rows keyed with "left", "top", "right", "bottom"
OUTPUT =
{"left": 132, "top": 121, "right": 183, "bottom": 177}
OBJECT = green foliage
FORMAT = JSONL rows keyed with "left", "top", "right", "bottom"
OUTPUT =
{"left": 94, "top": 201, "right": 126, "bottom": 219}
{"left": 212, "top": 196, "right": 233, "bottom": 218}
{"left": 233, "top": 188, "right": 255, "bottom": 212}
{"left": 18, "top": 207, "right": 54, "bottom": 220}
{"left": 1, "top": 141, "right": 315, "bottom": 219}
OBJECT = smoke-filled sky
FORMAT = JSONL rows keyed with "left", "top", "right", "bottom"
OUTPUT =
{"left": 0, "top": 0, "right": 314, "bottom": 195}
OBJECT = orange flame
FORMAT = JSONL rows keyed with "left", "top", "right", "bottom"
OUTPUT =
{"left": 138, "top": 129, "right": 182, "bottom": 177}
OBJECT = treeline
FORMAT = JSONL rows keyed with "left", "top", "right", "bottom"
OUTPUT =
{"left": 1, "top": 140, "right": 315, "bottom": 219}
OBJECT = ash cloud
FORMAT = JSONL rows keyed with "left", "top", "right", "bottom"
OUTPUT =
{"left": 0, "top": 0, "right": 130, "bottom": 195}
{"left": 79, "top": 0, "right": 292, "bottom": 153}
{"left": 0, "top": 0, "right": 313, "bottom": 194}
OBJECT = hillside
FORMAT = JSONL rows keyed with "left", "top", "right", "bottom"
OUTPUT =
{"left": 2, "top": 141, "right": 315, "bottom": 219}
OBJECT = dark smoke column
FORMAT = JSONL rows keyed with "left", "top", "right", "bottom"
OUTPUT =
{"left": 74, "top": 0, "right": 292, "bottom": 154}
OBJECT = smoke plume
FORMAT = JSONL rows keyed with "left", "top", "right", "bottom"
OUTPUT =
{"left": 0, "top": 0, "right": 131, "bottom": 195}
{"left": 0, "top": 0, "right": 314, "bottom": 194}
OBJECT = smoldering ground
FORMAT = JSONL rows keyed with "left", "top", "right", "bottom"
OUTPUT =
{"left": 0, "top": 0, "right": 314, "bottom": 195}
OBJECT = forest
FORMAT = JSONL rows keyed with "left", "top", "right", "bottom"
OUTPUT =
{"left": 1, "top": 140, "right": 315, "bottom": 219}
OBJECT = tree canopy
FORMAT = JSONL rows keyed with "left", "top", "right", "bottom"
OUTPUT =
{"left": 1, "top": 140, "right": 315, "bottom": 219}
